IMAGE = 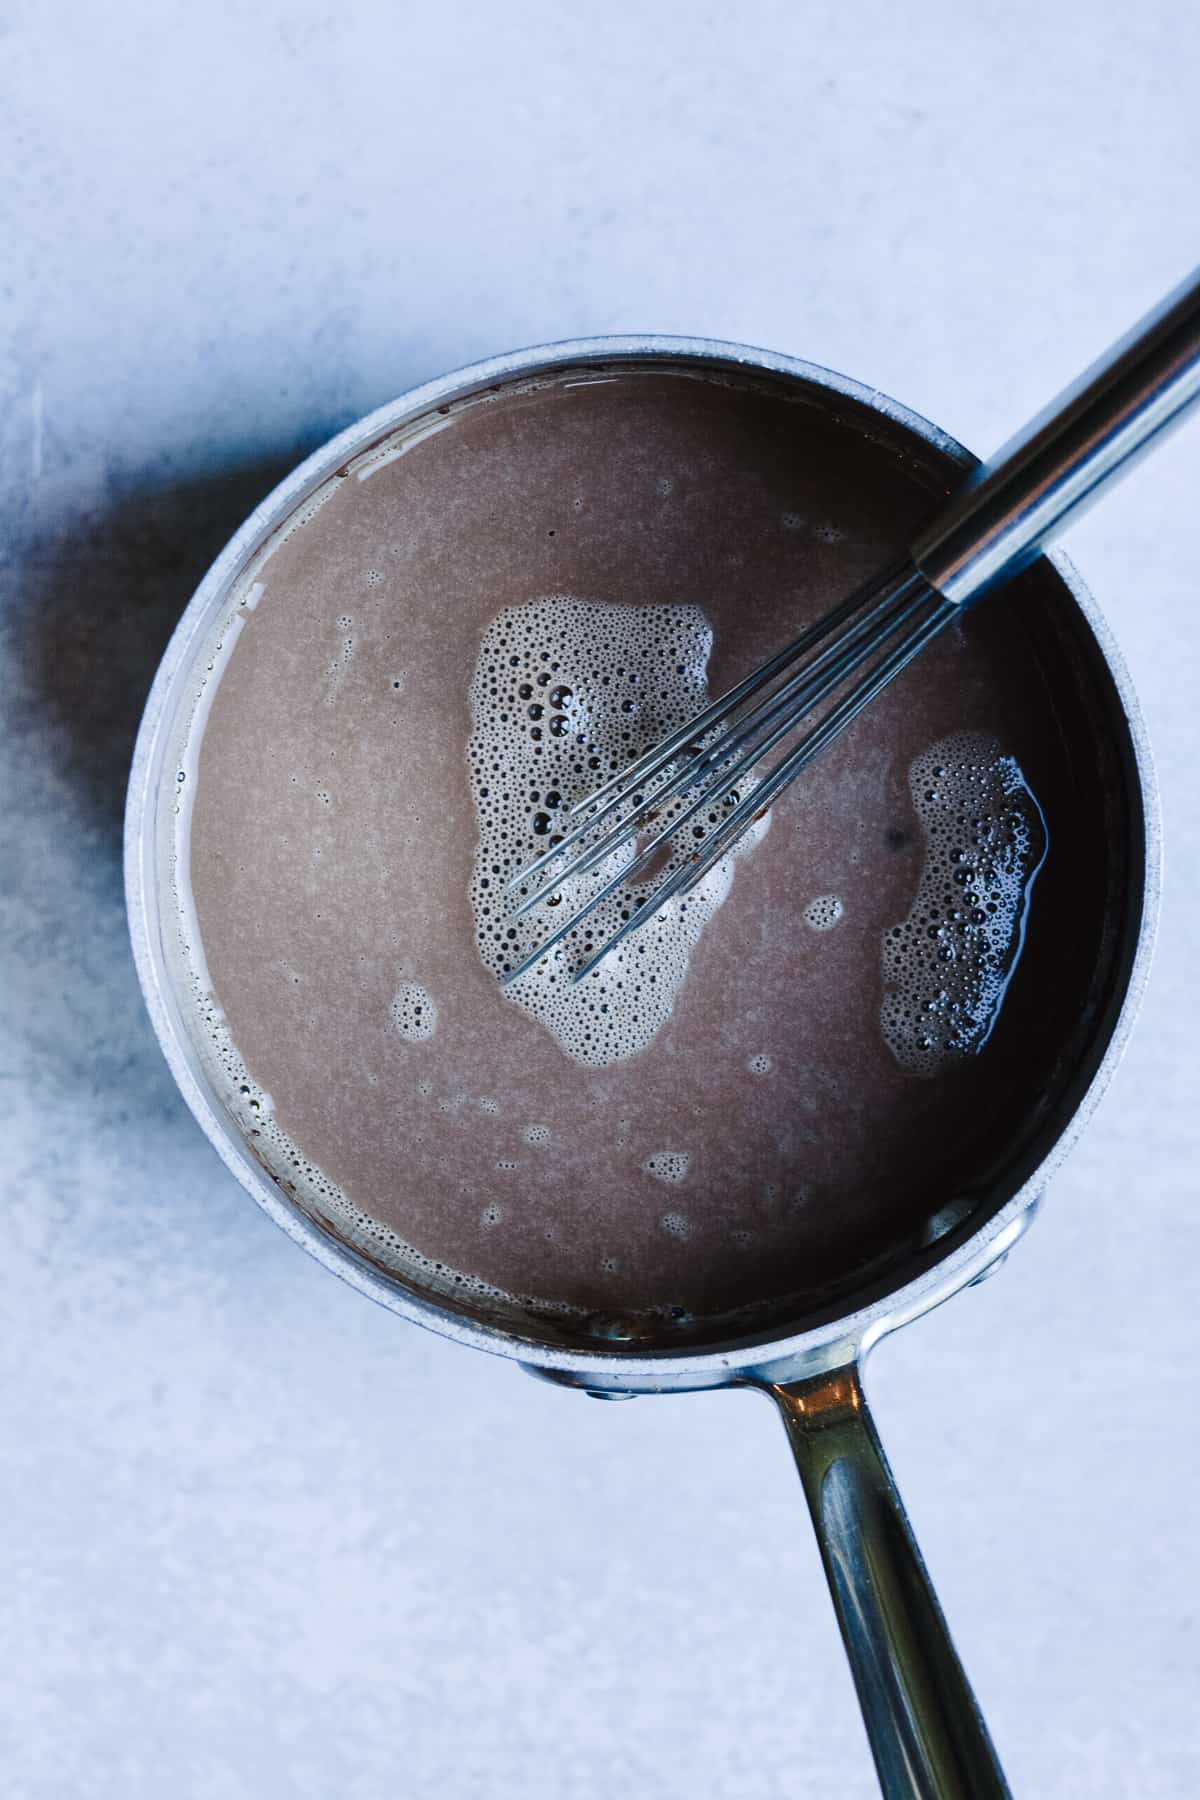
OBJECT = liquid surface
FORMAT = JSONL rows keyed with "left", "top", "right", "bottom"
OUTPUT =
{"left": 177, "top": 364, "right": 1088, "bottom": 1341}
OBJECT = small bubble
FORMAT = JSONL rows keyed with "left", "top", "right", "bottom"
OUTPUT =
{"left": 803, "top": 894, "right": 844, "bottom": 931}
{"left": 644, "top": 1151, "right": 690, "bottom": 1185}
{"left": 391, "top": 981, "right": 437, "bottom": 1042}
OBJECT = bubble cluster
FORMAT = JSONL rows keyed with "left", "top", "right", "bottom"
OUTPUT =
{"left": 660, "top": 1211, "right": 690, "bottom": 1238}
{"left": 803, "top": 894, "right": 844, "bottom": 931}
{"left": 466, "top": 596, "right": 766, "bottom": 1066}
{"left": 390, "top": 981, "right": 437, "bottom": 1041}
{"left": 881, "top": 733, "right": 1047, "bottom": 1075}
{"left": 522, "top": 1122, "right": 551, "bottom": 1146}
{"left": 324, "top": 612, "right": 355, "bottom": 702}
{"left": 644, "top": 1150, "right": 690, "bottom": 1185}
{"left": 169, "top": 967, "right": 552, "bottom": 1315}
{"left": 747, "top": 1053, "right": 773, "bottom": 1076}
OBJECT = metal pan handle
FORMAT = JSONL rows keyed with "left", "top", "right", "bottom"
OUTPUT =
{"left": 765, "top": 1365, "right": 1010, "bottom": 1799}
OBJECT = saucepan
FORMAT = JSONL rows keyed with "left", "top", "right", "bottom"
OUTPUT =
{"left": 125, "top": 337, "right": 1158, "bottom": 1799}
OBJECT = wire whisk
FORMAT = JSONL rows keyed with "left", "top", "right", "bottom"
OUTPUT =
{"left": 502, "top": 266, "right": 1200, "bottom": 988}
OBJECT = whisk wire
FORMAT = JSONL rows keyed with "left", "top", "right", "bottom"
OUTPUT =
{"left": 510, "top": 572, "right": 934, "bottom": 925}
{"left": 569, "top": 571, "right": 891, "bottom": 813}
{"left": 511, "top": 565, "right": 927, "bottom": 916}
{"left": 507, "top": 562, "right": 915, "bottom": 897}
{"left": 500, "top": 565, "right": 956, "bottom": 988}
{"left": 568, "top": 589, "right": 957, "bottom": 984}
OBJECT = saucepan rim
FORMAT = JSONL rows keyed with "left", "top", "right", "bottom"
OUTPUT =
{"left": 124, "top": 333, "right": 1161, "bottom": 1388}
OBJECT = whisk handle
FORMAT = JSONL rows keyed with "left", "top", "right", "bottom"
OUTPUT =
{"left": 912, "top": 265, "right": 1200, "bottom": 606}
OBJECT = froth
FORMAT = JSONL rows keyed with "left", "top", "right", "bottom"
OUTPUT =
{"left": 881, "top": 733, "right": 1047, "bottom": 1074}
{"left": 390, "top": 981, "right": 437, "bottom": 1041}
{"left": 644, "top": 1150, "right": 690, "bottom": 1185}
{"left": 173, "top": 956, "right": 593, "bottom": 1323}
{"left": 803, "top": 894, "right": 843, "bottom": 931}
{"left": 165, "top": 574, "right": 586, "bottom": 1323}
{"left": 466, "top": 596, "right": 765, "bottom": 1066}
{"left": 174, "top": 966, "right": 568, "bottom": 1310}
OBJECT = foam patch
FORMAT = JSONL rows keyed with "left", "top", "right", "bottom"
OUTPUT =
{"left": 466, "top": 596, "right": 766, "bottom": 1066}
{"left": 881, "top": 733, "right": 1047, "bottom": 1074}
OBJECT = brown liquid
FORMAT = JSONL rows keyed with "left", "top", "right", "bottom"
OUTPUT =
{"left": 182, "top": 364, "right": 1110, "bottom": 1344}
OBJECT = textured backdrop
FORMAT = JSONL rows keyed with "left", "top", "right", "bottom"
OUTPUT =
{"left": 2, "top": 3, "right": 1198, "bottom": 1795}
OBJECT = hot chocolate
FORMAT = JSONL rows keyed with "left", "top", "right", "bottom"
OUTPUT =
{"left": 172, "top": 362, "right": 1100, "bottom": 1343}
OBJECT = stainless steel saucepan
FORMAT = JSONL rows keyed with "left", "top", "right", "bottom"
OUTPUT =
{"left": 126, "top": 337, "right": 1159, "bottom": 1799}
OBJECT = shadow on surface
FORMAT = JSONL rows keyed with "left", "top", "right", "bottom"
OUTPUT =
{"left": 2, "top": 439, "right": 387, "bottom": 1272}
{"left": 4, "top": 443, "right": 333, "bottom": 1131}
{"left": 19, "top": 448, "right": 322, "bottom": 853}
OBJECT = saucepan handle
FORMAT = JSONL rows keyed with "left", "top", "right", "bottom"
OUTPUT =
{"left": 766, "top": 1365, "right": 1010, "bottom": 1800}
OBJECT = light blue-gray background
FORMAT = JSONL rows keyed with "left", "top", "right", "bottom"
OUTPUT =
{"left": 2, "top": 4, "right": 1198, "bottom": 1795}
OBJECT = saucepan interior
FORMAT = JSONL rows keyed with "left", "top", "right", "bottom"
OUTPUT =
{"left": 125, "top": 338, "right": 1156, "bottom": 1385}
